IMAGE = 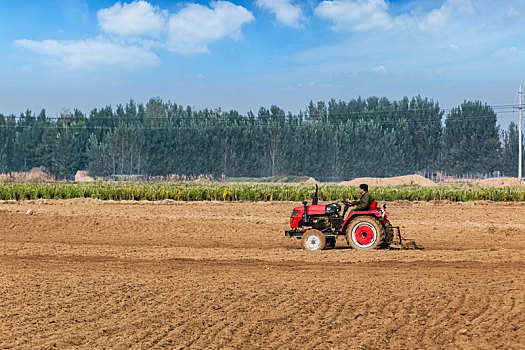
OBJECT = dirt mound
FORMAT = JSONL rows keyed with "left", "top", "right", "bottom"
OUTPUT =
{"left": 339, "top": 174, "right": 437, "bottom": 187}
{"left": 293, "top": 176, "right": 318, "bottom": 184}
{"left": 474, "top": 177, "right": 525, "bottom": 187}
{"left": 0, "top": 171, "right": 55, "bottom": 183}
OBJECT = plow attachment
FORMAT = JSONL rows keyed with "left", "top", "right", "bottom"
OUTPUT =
{"left": 386, "top": 225, "right": 423, "bottom": 250}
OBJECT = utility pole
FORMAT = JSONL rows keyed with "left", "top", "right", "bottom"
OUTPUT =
{"left": 518, "top": 84, "right": 523, "bottom": 180}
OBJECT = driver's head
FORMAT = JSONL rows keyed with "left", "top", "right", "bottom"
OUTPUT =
{"left": 359, "top": 184, "right": 368, "bottom": 194}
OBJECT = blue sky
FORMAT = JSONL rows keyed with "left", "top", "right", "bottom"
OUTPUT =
{"left": 1, "top": 0, "right": 525, "bottom": 126}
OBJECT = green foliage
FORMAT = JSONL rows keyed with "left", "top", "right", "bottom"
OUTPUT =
{"left": 501, "top": 122, "right": 524, "bottom": 176}
{"left": 1, "top": 183, "right": 524, "bottom": 202}
{"left": 0, "top": 116, "right": 15, "bottom": 173}
{"left": 0, "top": 97, "right": 517, "bottom": 180}
{"left": 441, "top": 101, "right": 501, "bottom": 175}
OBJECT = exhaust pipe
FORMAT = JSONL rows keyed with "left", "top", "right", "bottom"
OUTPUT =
{"left": 302, "top": 200, "right": 309, "bottom": 224}
{"left": 312, "top": 184, "right": 318, "bottom": 205}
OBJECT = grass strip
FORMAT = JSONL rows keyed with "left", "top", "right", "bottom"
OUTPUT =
{"left": 1, "top": 183, "right": 525, "bottom": 202}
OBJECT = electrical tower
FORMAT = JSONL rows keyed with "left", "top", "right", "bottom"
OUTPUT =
{"left": 518, "top": 85, "right": 523, "bottom": 180}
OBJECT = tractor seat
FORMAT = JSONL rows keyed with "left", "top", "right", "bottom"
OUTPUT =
{"left": 370, "top": 200, "right": 378, "bottom": 210}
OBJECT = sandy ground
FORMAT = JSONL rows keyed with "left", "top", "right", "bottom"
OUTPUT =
{"left": 474, "top": 177, "right": 525, "bottom": 187}
{"left": 339, "top": 175, "right": 437, "bottom": 187}
{"left": 1, "top": 199, "right": 524, "bottom": 349}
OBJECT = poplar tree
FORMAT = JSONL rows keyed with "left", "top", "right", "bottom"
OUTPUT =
{"left": 440, "top": 101, "right": 500, "bottom": 175}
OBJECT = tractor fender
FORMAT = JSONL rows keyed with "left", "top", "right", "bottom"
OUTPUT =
{"left": 341, "top": 211, "right": 383, "bottom": 234}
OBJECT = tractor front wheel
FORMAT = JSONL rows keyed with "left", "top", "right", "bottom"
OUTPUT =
{"left": 346, "top": 216, "right": 385, "bottom": 250}
{"left": 301, "top": 230, "right": 326, "bottom": 251}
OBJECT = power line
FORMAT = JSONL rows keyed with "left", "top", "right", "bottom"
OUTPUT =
{"left": 0, "top": 114, "right": 510, "bottom": 130}
{"left": 4, "top": 103, "right": 521, "bottom": 121}
{"left": 0, "top": 113, "right": 508, "bottom": 123}
{"left": 519, "top": 85, "right": 522, "bottom": 179}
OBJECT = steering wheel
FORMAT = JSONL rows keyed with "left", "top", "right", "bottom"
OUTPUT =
{"left": 341, "top": 200, "right": 353, "bottom": 207}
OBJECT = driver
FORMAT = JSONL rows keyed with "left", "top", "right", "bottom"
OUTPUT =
{"left": 348, "top": 183, "right": 373, "bottom": 214}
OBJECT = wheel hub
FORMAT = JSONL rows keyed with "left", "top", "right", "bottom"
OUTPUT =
{"left": 352, "top": 223, "right": 377, "bottom": 248}
{"left": 305, "top": 235, "right": 321, "bottom": 250}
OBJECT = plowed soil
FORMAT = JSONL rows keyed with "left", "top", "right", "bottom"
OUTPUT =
{"left": 1, "top": 199, "right": 524, "bottom": 349}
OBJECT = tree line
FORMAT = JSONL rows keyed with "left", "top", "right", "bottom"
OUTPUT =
{"left": 0, "top": 96, "right": 521, "bottom": 181}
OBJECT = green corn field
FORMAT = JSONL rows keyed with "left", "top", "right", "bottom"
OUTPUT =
{"left": 1, "top": 183, "right": 524, "bottom": 202}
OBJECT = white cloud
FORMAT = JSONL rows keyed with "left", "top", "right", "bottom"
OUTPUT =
{"left": 15, "top": 1, "right": 255, "bottom": 69}
{"left": 297, "top": 81, "right": 315, "bottom": 87}
{"left": 371, "top": 65, "right": 385, "bottom": 73}
{"left": 166, "top": 1, "right": 254, "bottom": 54}
{"left": 493, "top": 46, "right": 525, "bottom": 59}
{"left": 315, "top": 0, "right": 477, "bottom": 33}
{"left": 97, "top": 1, "right": 168, "bottom": 37}
{"left": 506, "top": 7, "right": 520, "bottom": 18}
{"left": 448, "top": 0, "right": 475, "bottom": 14}
{"left": 315, "top": 0, "right": 392, "bottom": 31}
{"left": 418, "top": 8, "right": 447, "bottom": 32}
{"left": 14, "top": 38, "right": 160, "bottom": 69}
{"left": 418, "top": 0, "right": 474, "bottom": 32}
{"left": 255, "top": 0, "right": 305, "bottom": 28}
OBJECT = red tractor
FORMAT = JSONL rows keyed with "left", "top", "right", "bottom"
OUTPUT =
{"left": 284, "top": 186, "right": 420, "bottom": 251}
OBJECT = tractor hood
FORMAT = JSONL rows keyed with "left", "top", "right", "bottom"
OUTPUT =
{"left": 292, "top": 203, "right": 341, "bottom": 216}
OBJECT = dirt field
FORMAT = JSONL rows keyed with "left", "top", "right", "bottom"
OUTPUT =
{"left": 1, "top": 199, "right": 524, "bottom": 349}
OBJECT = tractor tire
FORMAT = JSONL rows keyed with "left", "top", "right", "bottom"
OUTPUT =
{"left": 346, "top": 216, "right": 385, "bottom": 250}
{"left": 384, "top": 220, "right": 395, "bottom": 246}
{"left": 301, "top": 230, "right": 326, "bottom": 252}
{"left": 325, "top": 237, "right": 336, "bottom": 249}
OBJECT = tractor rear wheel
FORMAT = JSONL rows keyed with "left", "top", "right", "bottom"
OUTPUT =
{"left": 384, "top": 219, "right": 394, "bottom": 246}
{"left": 346, "top": 216, "right": 385, "bottom": 250}
{"left": 301, "top": 230, "right": 326, "bottom": 251}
